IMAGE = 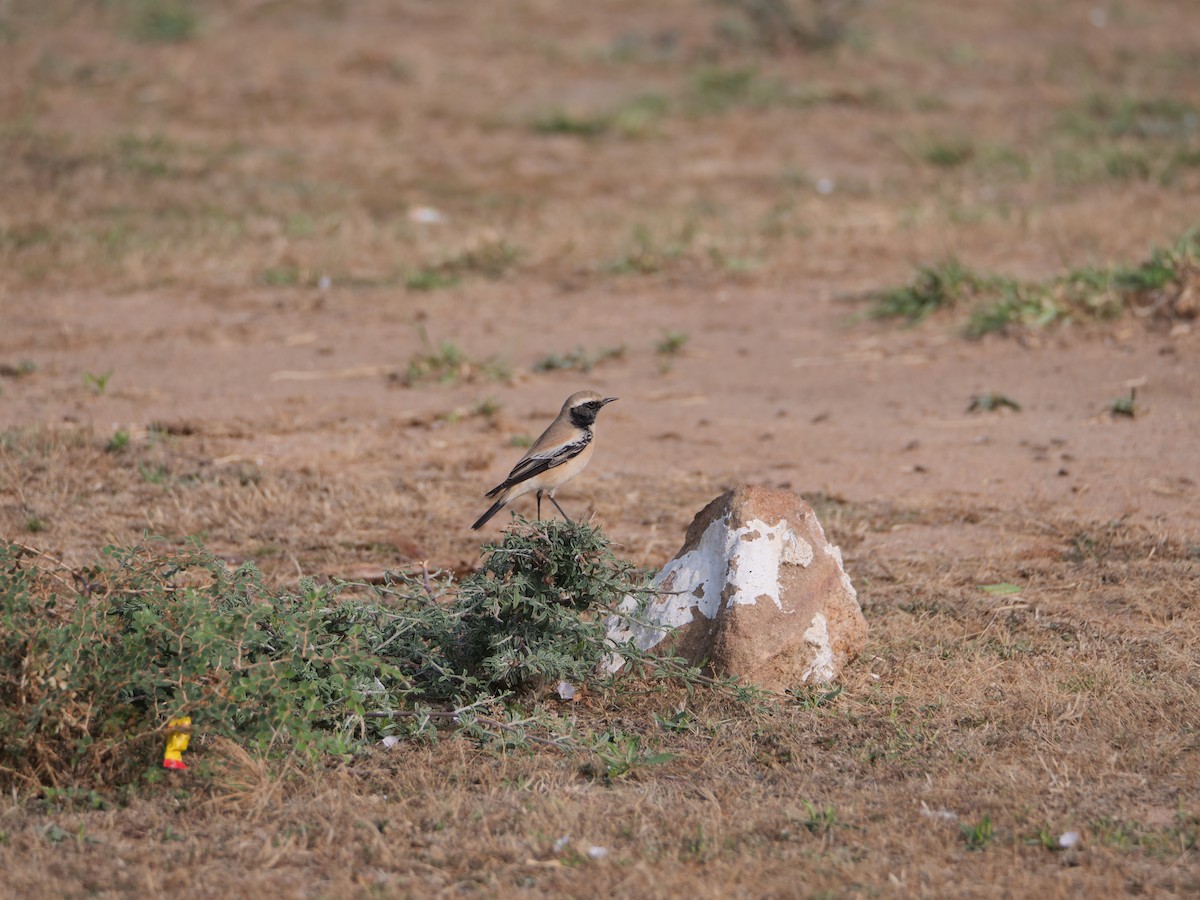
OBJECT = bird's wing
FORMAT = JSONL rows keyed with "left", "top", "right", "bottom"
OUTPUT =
{"left": 485, "top": 432, "right": 592, "bottom": 496}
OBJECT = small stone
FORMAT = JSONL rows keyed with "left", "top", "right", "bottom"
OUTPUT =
{"left": 409, "top": 206, "right": 445, "bottom": 224}
{"left": 920, "top": 805, "right": 958, "bottom": 823}
{"left": 1058, "top": 831, "right": 1082, "bottom": 849}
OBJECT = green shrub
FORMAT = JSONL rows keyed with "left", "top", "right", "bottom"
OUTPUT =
{"left": 0, "top": 520, "right": 677, "bottom": 792}
{"left": 0, "top": 542, "right": 403, "bottom": 788}
{"left": 449, "top": 519, "right": 643, "bottom": 693}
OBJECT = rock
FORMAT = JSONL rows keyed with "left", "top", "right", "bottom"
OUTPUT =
{"left": 606, "top": 485, "right": 866, "bottom": 691}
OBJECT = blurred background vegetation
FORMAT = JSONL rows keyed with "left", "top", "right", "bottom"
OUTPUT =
{"left": 2, "top": 0, "right": 1196, "bottom": 305}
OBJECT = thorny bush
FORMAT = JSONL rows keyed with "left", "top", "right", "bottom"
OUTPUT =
{"left": 0, "top": 519, "right": 695, "bottom": 792}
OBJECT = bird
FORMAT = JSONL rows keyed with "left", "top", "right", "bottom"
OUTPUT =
{"left": 471, "top": 390, "right": 618, "bottom": 530}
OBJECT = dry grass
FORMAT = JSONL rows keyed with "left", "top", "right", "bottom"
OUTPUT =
{"left": 3, "top": 428, "right": 1198, "bottom": 895}
{"left": 3, "top": 0, "right": 1200, "bottom": 895}
{"left": 1, "top": 516, "right": 1198, "bottom": 896}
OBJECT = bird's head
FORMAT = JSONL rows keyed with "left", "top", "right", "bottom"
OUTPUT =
{"left": 565, "top": 390, "right": 618, "bottom": 428}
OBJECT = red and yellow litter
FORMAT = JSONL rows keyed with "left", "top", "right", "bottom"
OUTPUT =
{"left": 162, "top": 717, "right": 192, "bottom": 770}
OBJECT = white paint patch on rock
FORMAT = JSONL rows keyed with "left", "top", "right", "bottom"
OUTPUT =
{"left": 606, "top": 514, "right": 813, "bottom": 660}
{"left": 780, "top": 528, "right": 814, "bottom": 567}
{"left": 800, "top": 612, "right": 835, "bottom": 683}
{"left": 728, "top": 517, "right": 812, "bottom": 609}
{"left": 829, "top": 543, "right": 856, "bottom": 600}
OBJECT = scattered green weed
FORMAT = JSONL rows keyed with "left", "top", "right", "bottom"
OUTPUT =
{"left": 138, "top": 462, "right": 167, "bottom": 483}
{"left": 401, "top": 328, "right": 510, "bottom": 387}
{"left": 1108, "top": 388, "right": 1138, "bottom": 418}
{"left": 789, "top": 683, "right": 842, "bottom": 709}
{"left": 404, "top": 268, "right": 459, "bottom": 292}
{"left": 967, "top": 393, "right": 1021, "bottom": 413}
{"left": 654, "top": 708, "right": 696, "bottom": 733}
{"left": 1103, "top": 147, "right": 1152, "bottom": 180}
{"left": 585, "top": 731, "right": 675, "bottom": 781}
{"left": 41, "top": 824, "right": 73, "bottom": 844}
{"left": 404, "top": 238, "right": 521, "bottom": 291}
{"left": 0, "top": 224, "right": 55, "bottom": 253}
{"left": 687, "top": 66, "right": 775, "bottom": 115}
{"left": 714, "top": 0, "right": 861, "bottom": 52}
{"left": 1093, "top": 814, "right": 1198, "bottom": 858}
{"left": 445, "top": 237, "right": 521, "bottom": 279}
{"left": 113, "top": 133, "right": 175, "bottom": 178}
{"left": 533, "top": 95, "right": 667, "bottom": 140}
{"left": 1065, "top": 94, "right": 1198, "bottom": 142}
{"left": 802, "top": 800, "right": 840, "bottom": 836}
{"left": 473, "top": 396, "right": 502, "bottom": 419}
{"left": 533, "top": 111, "right": 611, "bottom": 138}
{"left": 83, "top": 370, "right": 114, "bottom": 395}
{"left": 979, "top": 582, "right": 1022, "bottom": 595}
{"left": 606, "top": 222, "right": 697, "bottom": 275}
{"left": 38, "top": 787, "right": 110, "bottom": 811}
{"left": 867, "top": 259, "right": 980, "bottom": 324}
{"left": 0, "top": 360, "right": 37, "bottom": 378}
{"left": 611, "top": 94, "right": 670, "bottom": 137}
{"left": 974, "top": 144, "right": 1031, "bottom": 180}
{"left": 1052, "top": 95, "right": 1198, "bottom": 186}
{"left": 105, "top": 430, "right": 131, "bottom": 453}
{"left": 870, "top": 229, "right": 1200, "bottom": 337}
{"left": 124, "top": 0, "right": 200, "bottom": 44}
{"left": 1165, "top": 148, "right": 1200, "bottom": 181}
{"left": 1112, "top": 231, "right": 1196, "bottom": 294}
{"left": 1091, "top": 817, "right": 1141, "bottom": 850}
{"left": 960, "top": 815, "right": 994, "bottom": 850}
{"left": 533, "top": 345, "right": 626, "bottom": 374}
{"left": 681, "top": 824, "right": 711, "bottom": 861}
{"left": 260, "top": 265, "right": 301, "bottom": 287}
{"left": 655, "top": 331, "right": 689, "bottom": 356}
{"left": 1029, "top": 826, "right": 1060, "bottom": 851}
{"left": 919, "top": 136, "right": 975, "bottom": 168}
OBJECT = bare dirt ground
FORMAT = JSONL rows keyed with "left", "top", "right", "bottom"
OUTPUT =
{"left": 1, "top": 1, "right": 1198, "bottom": 896}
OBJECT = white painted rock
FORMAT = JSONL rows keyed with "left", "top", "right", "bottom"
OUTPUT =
{"left": 606, "top": 485, "right": 866, "bottom": 690}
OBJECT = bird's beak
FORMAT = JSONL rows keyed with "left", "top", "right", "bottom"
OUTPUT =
{"left": 601, "top": 397, "right": 618, "bottom": 405}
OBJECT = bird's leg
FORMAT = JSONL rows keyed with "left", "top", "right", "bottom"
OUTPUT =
{"left": 536, "top": 490, "right": 543, "bottom": 521}
{"left": 548, "top": 495, "right": 573, "bottom": 524}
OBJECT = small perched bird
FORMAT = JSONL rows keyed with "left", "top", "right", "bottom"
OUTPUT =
{"left": 471, "top": 390, "right": 618, "bottom": 530}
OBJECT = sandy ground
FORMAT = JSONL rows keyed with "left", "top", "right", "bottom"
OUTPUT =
{"left": 3, "top": 280, "right": 1198, "bottom": 574}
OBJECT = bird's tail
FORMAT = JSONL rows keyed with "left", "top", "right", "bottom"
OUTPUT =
{"left": 471, "top": 496, "right": 508, "bottom": 530}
